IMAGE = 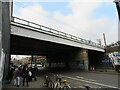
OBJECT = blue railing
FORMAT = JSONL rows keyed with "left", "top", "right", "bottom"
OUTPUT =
{"left": 11, "top": 16, "right": 104, "bottom": 49}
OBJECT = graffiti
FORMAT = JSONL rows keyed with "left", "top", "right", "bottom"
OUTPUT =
{"left": 102, "top": 56, "right": 112, "bottom": 65}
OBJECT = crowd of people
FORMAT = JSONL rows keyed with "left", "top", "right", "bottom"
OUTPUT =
{"left": 6, "top": 63, "right": 38, "bottom": 87}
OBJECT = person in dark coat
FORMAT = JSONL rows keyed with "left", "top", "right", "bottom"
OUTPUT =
{"left": 22, "top": 64, "right": 29, "bottom": 87}
{"left": 9, "top": 64, "right": 14, "bottom": 84}
{"left": 29, "top": 67, "right": 33, "bottom": 82}
{"left": 32, "top": 64, "right": 38, "bottom": 81}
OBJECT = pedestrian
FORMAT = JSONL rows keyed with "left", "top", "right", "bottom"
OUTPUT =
{"left": 28, "top": 68, "right": 32, "bottom": 82}
{"left": 22, "top": 64, "right": 29, "bottom": 87}
{"left": 9, "top": 63, "right": 14, "bottom": 84}
{"left": 32, "top": 64, "right": 38, "bottom": 81}
{"left": 16, "top": 67, "right": 21, "bottom": 87}
{"left": 13, "top": 68, "right": 17, "bottom": 86}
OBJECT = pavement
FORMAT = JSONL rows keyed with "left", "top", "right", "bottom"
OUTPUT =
{"left": 3, "top": 68, "right": 47, "bottom": 88}
{"left": 3, "top": 76, "right": 45, "bottom": 88}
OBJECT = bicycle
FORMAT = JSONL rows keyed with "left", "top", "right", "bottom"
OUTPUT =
{"left": 43, "top": 76, "right": 54, "bottom": 88}
{"left": 54, "top": 77, "right": 62, "bottom": 89}
{"left": 60, "top": 80, "right": 71, "bottom": 90}
{"left": 54, "top": 75, "right": 71, "bottom": 90}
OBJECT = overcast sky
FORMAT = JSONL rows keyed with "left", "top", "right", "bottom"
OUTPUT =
{"left": 13, "top": 0, "right": 118, "bottom": 45}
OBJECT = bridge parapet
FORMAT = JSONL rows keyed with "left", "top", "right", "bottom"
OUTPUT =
{"left": 11, "top": 16, "right": 104, "bottom": 49}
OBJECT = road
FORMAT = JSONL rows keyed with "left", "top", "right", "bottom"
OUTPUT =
{"left": 44, "top": 69, "right": 120, "bottom": 89}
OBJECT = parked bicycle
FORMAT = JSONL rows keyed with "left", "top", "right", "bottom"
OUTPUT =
{"left": 43, "top": 76, "right": 54, "bottom": 88}
{"left": 54, "top": 74, "right": 71, "bottom": 90}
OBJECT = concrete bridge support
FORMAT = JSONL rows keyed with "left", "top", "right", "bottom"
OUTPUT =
{"left": 0, "top": 1, "right": 10, "bottom": 90}
{"left": 80, "top": 49, "right": 89, "bottom": 71}
{"left": 74, "top": 49, "right": 89, "bottom": 71}
{"left": 46, "top": 49, "right": 89, "bottom": 71}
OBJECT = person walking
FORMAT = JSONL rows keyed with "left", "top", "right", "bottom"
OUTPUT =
{"left": 22, "top": 65, "right": 29, "bottom": 87}
{"left": 9, "top": 64, "right": 14, "bottom": 84}
{"left": 32, "top": 64, "right": 38, "bottom": 81}
{"left": 28, "top": 67, "right": 32, "bottom": 82}
{"left": 13, "top": 68, "right": 17, "bottom": 86}
{"left": 16, "top": 67, "right": 21, "bottom": 87}
{"left": 28, "top": 69, "right": 32, "bottom": 82}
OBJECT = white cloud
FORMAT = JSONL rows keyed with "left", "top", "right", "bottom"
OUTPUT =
{"left": 14, "top": 4, "right": 49, "bottom": 24}
{"left": 14, "top": 0, "right": 118, "bottom": 45}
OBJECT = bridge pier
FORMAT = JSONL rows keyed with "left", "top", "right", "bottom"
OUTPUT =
{"left": 46, "top": 49, "right": 89, "bottom": 71}
{"left": 73, "top": 49, "right": 89, "bottom": 71}
{"left": 79, "top": 49, "right": 89, "bottom": 71}
{"left": 0, "top": 1, "right": 10, "bottom": 90}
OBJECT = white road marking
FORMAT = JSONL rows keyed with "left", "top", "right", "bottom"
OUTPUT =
{"left": 78, "top": 86, "right": 85, "bottom": 88}
{"left": 73, "top": 87, "right": 77, "bottom": 88}
{"left": 58, "top": 74, "right": 120, "bottom": 89}
{"left": 76, "top": 76, "right": 97, "bottom": 82}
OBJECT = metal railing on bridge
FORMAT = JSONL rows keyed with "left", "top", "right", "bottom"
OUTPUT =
{"left": 11, "top": 16, "right": 104, "bottom": 49}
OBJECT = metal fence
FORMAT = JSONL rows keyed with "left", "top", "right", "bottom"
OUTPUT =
{"left": 11, "top": 16, "right": 104, "bottom": 49}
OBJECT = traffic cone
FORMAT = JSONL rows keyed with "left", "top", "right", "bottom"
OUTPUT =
{"left": 90, "top": 66, "right": 95, "bottom": 71}
{"left": 92, "top": 66, "right": 95, "bottom": 71}
{"left": 90, "top": 66, "right": 92, "bottom": 71}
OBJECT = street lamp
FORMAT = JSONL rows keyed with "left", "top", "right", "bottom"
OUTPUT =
{"left": 114, "top": 0, "right": 120, "bottom": 44}
{"left": 114, "top": 0, "right": 120, "bottom": 20}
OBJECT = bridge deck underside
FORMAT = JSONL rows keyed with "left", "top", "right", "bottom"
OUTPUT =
{"left": 10, "top": 35, "right": 79, "bottom": 55}
{"left": 10, "top": 35, "right": 104, "bottom": 65}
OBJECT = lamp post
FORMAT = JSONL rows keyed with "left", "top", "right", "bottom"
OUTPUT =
{"left": 114, "top": 0, "right": 120, "bottom": 42}
{"left": 114, "top": 0, "right": 120, "bottom": 20}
